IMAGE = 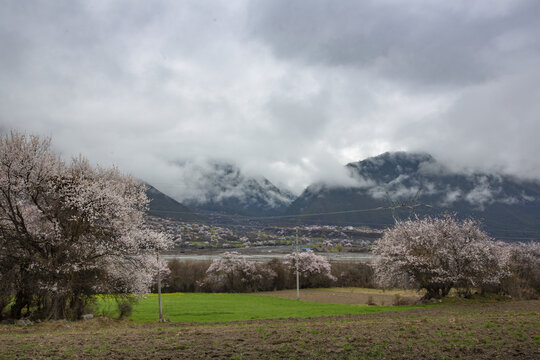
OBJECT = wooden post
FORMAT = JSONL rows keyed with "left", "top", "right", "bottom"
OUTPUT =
{"left": 157, "top": 252, "right": 163, "bottom": 320}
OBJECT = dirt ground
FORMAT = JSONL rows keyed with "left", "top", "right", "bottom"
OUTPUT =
{"left": 1, "top": 299, "right": 539, "bottom": 359}
{"left": 256, "top": 288, "right": 422, "bottom": 306}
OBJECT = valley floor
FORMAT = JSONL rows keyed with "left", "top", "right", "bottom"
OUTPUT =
{"left": 1, "top": 298, "right": 539, "bottom": 359}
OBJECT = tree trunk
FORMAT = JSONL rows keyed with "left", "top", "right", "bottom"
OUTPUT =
{"left": 441, "top": 285, "right": 452, "bottom": 297}
{"left": 10, "top": 290, "right": 31, "bottom": 319}
{"left": 48, "top": 295, "right": 66, "bottom": 320}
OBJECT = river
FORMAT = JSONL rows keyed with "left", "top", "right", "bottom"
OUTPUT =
{"left": 162, "top": 248, "right": 376, "bottom": 263}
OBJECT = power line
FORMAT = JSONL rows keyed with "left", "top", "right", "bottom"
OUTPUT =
{"left": 148, "top": 205, "right": 391, "bottom": 220}
{"left": 248, "top": 207, "right": 389, "bottom": 220}
{"left": 384, "top": 187, "right": 433, "bottom": 223}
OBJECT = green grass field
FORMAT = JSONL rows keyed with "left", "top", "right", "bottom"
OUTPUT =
{"left": 98, "top": 292, "right": 421, "bottom": 323}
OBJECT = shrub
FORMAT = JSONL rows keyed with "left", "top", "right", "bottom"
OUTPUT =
{"left": 332, "top": 262, "right": 374, "bottom": 288}
{"left": 266, "top": 258, "right": 294, "bottom": 291}
{"left": 164, "top": 260, "right": 211, "bottom": 293}
{"left": 117, "top": 302, "right": 133, "bottom": 319}
{"left": 162, "top": 257, "right": 375, "bottom": 293}
{"left": 499, "top": 242, "right": 540, "bottom": 299}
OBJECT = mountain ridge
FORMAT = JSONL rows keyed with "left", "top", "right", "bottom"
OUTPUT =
{"left": 144, "top": 183, "right": 201, "bottom": 222}
{"left": 177, "top": 161, "right": 296, "bottom": 217}
{"left": 285, "top": 151, "right": 540, "bottom": 241}
{"left": 142, "top": 152, "right": 540, "bottom": 241}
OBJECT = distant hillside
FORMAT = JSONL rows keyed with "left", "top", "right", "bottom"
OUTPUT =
{"left": 145, "top": 183, "right": 201, "bottom": 222}
{"left": 179, "top": 161, "right": 296, "bottom": 217}
{"left": 286, "top": 152, "right": 540, "bottom": 241}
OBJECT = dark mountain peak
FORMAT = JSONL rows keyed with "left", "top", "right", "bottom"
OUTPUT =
{"left": 347, "top": 151, "right": 435, "bottom": 182}
{"left": 143, "top": 183, "right": 200, "bottom": 221}
{"left": 370, "top": 151, "right": 433, "bottom": 163}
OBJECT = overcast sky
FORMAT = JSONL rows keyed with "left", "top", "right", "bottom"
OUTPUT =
{"left": 1, "top": 0, "right": 539, "bottom": 196}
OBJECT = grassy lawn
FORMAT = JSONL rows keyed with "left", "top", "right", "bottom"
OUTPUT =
{"left": 97, "top": 292, "right": 421, "bottom": 323}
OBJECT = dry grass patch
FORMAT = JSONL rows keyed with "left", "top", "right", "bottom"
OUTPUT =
{"left": 257, "top": 287, "right": 422, "bottom": 305}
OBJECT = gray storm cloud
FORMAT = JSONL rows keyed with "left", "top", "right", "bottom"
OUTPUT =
{"left": 1, "top": 0, "right": 539, "bottom": 199}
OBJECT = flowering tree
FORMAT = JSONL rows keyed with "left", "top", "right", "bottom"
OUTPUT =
{"left": 201, "top": 252, "right": 276, "bottom": 292}
{"left": 373, "top": 216, "right": 503, "bottom": 299}
{"left": 284, "top": 250, "right": 336, "bottom": 288}
{"left": 499, "top": 242, "right": 540, "bottom": 298}
{"left": 0, "top": 131, "right": 171, "bottom": 320}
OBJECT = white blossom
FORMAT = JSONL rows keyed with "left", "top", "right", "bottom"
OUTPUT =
{"left": 284, "top": 250, "right": 336, "bottom": 283}
{"left": 0, "top": 131, "right": 172, "bottom": 319}
{"left": 373, "top": 216, "right": 503, "bottom": 298}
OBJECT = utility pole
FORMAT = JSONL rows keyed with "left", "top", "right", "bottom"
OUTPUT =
{"left": 295, "top": 226, "right": 300, "bottom": 301}
{"left": 157, "top": 252, "right": 163, "bottom": 321}
{"left": 385, "top": 192, "right": 400, "bottom": 223}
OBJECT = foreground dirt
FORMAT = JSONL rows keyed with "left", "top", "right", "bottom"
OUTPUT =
{"left": 1, "top": 300, "right": 539, "bottom": 359}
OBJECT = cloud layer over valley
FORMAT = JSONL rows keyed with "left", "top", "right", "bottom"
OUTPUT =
{"left": 1, "top": 0, "right": 539, "bottom": 196}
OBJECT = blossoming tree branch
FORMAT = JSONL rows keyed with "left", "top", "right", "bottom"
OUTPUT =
{"left": 0, "top": 131, "right": 171, "bottom": 320}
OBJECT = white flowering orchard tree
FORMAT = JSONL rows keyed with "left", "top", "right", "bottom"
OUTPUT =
{"left": 499, "top": 241, "right": 540, "bottom": 298}
{"left": 284, "top": 250, "right": 336, "bottom": 288}
{"left": 0, "top": 131, "right": 171, "bottom": 320}
{"left": 373, "top": 216, "right": 503, "bottom": 299}
{"left": 202, "top": 251, "right": 276, "bottom": 292}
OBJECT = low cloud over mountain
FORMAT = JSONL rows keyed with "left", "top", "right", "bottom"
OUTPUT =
{"left": 163, "top": 160, "right": 295, "bottom": 217}
{"left": 287, "top": 152, "right": 540, "bottom": 241}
